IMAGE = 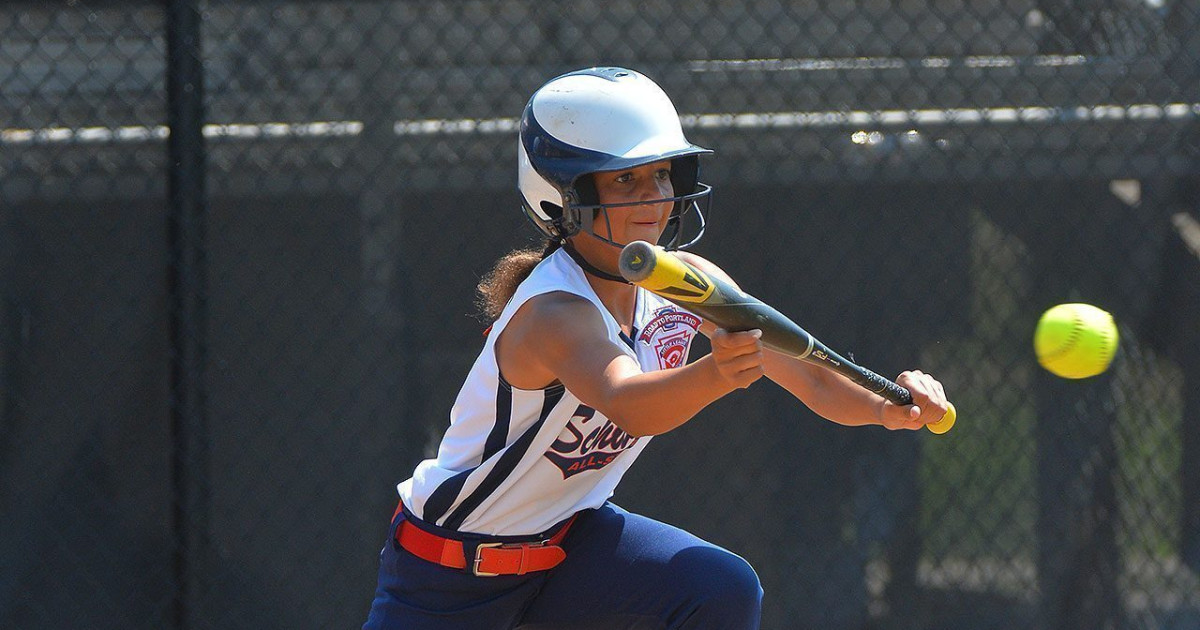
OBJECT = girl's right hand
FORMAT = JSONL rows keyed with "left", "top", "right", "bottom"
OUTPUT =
{"left": 709, "top": 328, "right": 766, "bottom": 390}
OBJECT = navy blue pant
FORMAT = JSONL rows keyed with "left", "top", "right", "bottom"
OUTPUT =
{"left": 363, "top": 503, "right": 762, "bottom": 629}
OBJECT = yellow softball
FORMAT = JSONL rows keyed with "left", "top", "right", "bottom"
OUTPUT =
{"left": 1033, "top": 304, "right": 1119, "bottom": 379}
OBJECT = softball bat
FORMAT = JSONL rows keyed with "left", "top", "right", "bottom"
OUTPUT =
{"left": 618, "top": 240, "right": 956, "bottom": 434}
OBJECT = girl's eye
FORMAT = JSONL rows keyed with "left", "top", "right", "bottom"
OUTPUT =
{"left": 615, "top": 173, "right": 633, "bottom": 184}
{"left": 655, "top": 169, "right": 671, "bottom": 180}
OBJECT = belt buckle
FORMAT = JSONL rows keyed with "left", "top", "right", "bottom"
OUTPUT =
{"left": 472, "top": 539, "right": 549, "bottom": 577}
{"left": 471, "top": 542, "right": 504, "bottom": 577}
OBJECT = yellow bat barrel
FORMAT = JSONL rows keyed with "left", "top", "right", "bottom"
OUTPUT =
{"left": 618, "top": 241, "right": 716, "bottom": 304}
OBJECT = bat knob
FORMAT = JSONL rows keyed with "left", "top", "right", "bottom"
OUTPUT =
{"left": 619, "top": 240, "right": 658, "bottom": 283}
{"left": 925, "top": 402, "right": 957, "bottom": 435}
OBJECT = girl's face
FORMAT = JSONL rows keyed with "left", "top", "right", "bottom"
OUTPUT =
{"left": 590, "top": 160, "right": 674, "bottom": 246}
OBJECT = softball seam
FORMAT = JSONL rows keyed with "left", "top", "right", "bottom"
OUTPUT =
{"left": 1037, "top": 310, "right": 1084, "bottom": 363}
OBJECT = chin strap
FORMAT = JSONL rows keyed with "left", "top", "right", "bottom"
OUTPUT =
{"left": 562, "top": 241, "right": 631, "bottom": 284}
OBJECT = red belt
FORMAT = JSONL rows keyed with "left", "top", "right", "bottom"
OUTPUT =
{"left": 392, "top": 502, "right": 575, "bottom": 577}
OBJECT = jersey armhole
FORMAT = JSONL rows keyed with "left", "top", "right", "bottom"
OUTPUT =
{"left": 492, "top": 289, "right": 592, "bottom": 393}
{"left": 496, "top": 369, "right": 564, "bottom": 394}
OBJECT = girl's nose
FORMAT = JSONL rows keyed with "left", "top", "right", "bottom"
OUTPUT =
{"left": 639, "top": 177, "right": 671, "bottom": 201}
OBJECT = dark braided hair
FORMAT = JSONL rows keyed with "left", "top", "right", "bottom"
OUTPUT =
{"left": 476, "top": 239, "right": 562, "bottom": 321}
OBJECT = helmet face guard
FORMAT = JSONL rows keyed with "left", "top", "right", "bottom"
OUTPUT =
{"left": 564, "top": 183, "right": 712, "bottom": 251}
{"left": 517, "top": 67, "right": 714, "bottom": 251}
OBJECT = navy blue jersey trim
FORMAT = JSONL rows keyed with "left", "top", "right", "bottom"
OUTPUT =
{"left": 497, "top": 370, "right": 566, "bottom": 395}
{"left": 441, "top": 387, "right": 567, "bottom": 531}
{"left": 483, "top": 381, "right": 513, "bottom": 461}
{"left": 618, "top": 331, "right": 636, "bottom": 349}
{"left": 423, "top": 379, "right": 515, "bottom": 524}
{"left": 421, "top": 470, "right": 471, "bottom": 525}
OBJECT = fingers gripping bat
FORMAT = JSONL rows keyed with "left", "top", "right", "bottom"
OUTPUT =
{"left": 618, "top": 240, "right": 956, "bottom": 434}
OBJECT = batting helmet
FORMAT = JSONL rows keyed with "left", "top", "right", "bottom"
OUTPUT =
{"left": 517, "top": 67, "right": 713, "bottom": 250}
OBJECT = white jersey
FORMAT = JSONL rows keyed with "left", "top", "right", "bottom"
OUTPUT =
{"left": 398, "top": 248, "right": 702, "bottom": 536}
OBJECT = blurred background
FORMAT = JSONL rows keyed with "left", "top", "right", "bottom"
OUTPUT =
{"left": 1, "top": 1, "right": 1198, "bottom": 628}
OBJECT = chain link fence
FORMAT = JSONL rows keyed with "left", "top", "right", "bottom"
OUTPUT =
{"left": 2, "top": 1, "right": 1198, "bottom": 629}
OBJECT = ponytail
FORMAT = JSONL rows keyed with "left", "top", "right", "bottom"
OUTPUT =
{"left": 476, "top": 239, "right": 561, "bottom": 321}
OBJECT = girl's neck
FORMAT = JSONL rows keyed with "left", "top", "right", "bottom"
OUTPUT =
{"left": 586, "top": 274, "right": 638, "bottom": 331}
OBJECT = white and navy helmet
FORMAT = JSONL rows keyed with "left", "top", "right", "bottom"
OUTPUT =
{"left": 517, "top": 67, "right": 713, "bottom": 250}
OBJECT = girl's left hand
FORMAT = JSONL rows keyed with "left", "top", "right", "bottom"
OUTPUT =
{"left": 879, "top": 370, "right": 950, "bottom": 430}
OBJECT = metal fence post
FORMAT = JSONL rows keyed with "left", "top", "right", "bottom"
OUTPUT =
{"left": 167, "top": 1, "right": 208, "bottom": 628}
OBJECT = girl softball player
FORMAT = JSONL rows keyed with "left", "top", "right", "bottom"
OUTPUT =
{"left": 363, "top": 67, "right": 949, "bottom": 630}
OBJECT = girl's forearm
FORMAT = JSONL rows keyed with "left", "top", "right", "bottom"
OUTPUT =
{"left": 762, "top": 350, "right": 884, "bottom": 427}
{"left": 593, "top": 355, "right": 736, "bottom": 437}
